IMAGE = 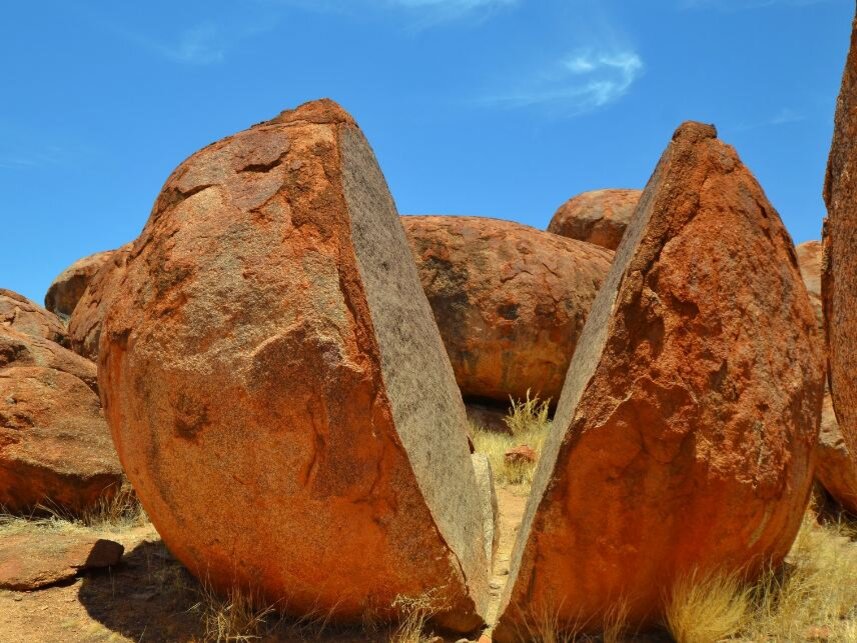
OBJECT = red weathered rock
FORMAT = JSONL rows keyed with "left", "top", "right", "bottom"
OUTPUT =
{"left": 0, "top": 366, "right": 124, "bottom": 514}
{"left": 494, "top": 123, "right": 823, "bottom": 638}
{"left": 98, "top": 99, "right": 488, "bottom": 632}
{"left": 503, "top": 445, "right": 536, "bottom": 467}
{"left": 0, "top": 326, "right": 98, "bottom": 393}
{"left": 816, "top": 393, "right": 857, "bottom": 515}
{"left": 823, "top": 10, "right": 857, "bottom": 460}
{"left": 44, "top": 250, "right": 117, "bottom": 318}
{"left": 796, "top": 240, "right": 857, "bottom": 514}
{"left": 547, "top": 189, "right": 641, "bottom": 251}
{"left": 797, "top": 240, "right": 823, "bottom": 332}
{"left": 0, "top": 533, "right": 123, "bottom": 591}
{"left": 68, "top": 244, "right": 132, "bottom": 360}
{"left": 402, "top": 216, "right": 612, "bottom": 405}
{"left": 0, "top": 289, "right": 67, "bottom": 347}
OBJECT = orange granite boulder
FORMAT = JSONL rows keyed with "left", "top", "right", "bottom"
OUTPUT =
{"left": 403, "top": 216, "right": 612, "bottom": 405}
{"left": 823, "top": 9, "right": 857, "bottom": 460}
{"left": 494, "top": 123, "right": 823, "bottom": 639}
{"left": 98, "top": 99, "right": 488, "bottom": 632}
{"left": 547, "top": 188, "right": 641, "bottom": 251}
{"left": 45, "top": 249, "right": 117, "bottom": 318}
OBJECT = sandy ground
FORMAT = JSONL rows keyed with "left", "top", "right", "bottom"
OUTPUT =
{"left": 0, "top": 489, "right": 531, "bottom": 642}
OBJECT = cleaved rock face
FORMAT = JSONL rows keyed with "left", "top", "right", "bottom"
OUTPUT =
{"left": 98, "top": 99, "right": 488, "bottom": 632}
{"left": 403, "top": 216, "right": 612, "bottom": 405}
{"left": 797, "top": 241, "right": 823, "bottom": 333}
{"left": 547, "top": 189, "right": 641, "bottom": 251}
{"left": 823, "top": 10, "right": 857, "bottom": 460}
{"left": 494, "top": 123, "right": 823, "bottom": 639}
{"left": 0, "top": 289, "right": 67, "bottom": 347}
{"left": 44, "top": 250, "right": 117, "bottom": 318}
{"left": 68, "top": 244, "right": 131, "bottom": 360}
{"left": 0, "top": 366, "right": 124, "bottom": 514}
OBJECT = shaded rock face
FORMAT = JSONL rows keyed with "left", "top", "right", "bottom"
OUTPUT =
{"left": 824, "top": 11, "right": 857, "bottom": 460}
{"left": 0, "top": 533, "right": 123, "bottom": 591}
{"left": 547, "top": 189, "right": 641, "bottom": 251}
{"left": 471, "top": 454, "right": 499, "bottom": 572}
{"left": 98, "top": 99, "right": 488, "bottom": 632}
{"left": 68, "top": 245, "right": 132, "bottom": 360}
{"left": 0, "top": 366, "right": 124, "bottom": 514}
{"left": 817, "top": 393, "right": 857, "bottom": 515}
{"left": 494, "top": 123, "right": 823, "bottom": 639}
{"left": 0, "top": 289, "right": 67, "bottom": 347}
{"left": 402, "top": 216, "right": 612, "bottom": 406}
{"left": 797, "top": 241, "right": 857, "bottom": 514}
{"left": 44, "top": 250, "right": 117, "bottom": 318}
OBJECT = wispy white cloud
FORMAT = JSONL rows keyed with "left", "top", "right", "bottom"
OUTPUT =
{"left": 0, "top": 145, "right": 67, "bottom": 170}
{"left": 769, "top": 107, "right": 805, "bottom": 125}
{"left": 482, "top": 48, "right": 644, "bottom": 115}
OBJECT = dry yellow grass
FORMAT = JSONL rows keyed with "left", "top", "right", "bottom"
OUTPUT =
{"left": 470, "top": 390, "right": 552, "bottom": 488}
{"left": 665, "top": 511, "right": 857, "bottom": 642}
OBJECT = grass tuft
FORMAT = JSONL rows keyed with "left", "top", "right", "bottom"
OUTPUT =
{"left": 471, "top": 391, "right": 552, "bottom": 488}
{"left": 664, "top": 569, "right": 749, "bottom": 643}
{"left": 190, "top": 581, "right": 278, "bottom": 642}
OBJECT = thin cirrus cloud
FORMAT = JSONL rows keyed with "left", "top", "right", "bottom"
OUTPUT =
{"left": 679, "top": 0, "right": 832, "bottom": 9}
{"left": 127, "top": 23, "right": 225, "bottom": 65}
{"left": 483, "top": 49, "right": 644, "bottom": 116}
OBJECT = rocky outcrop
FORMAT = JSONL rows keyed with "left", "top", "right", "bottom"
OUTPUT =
{"left": 0, "top": 365, "right": 124, "bottom": 514}
{"left": 98, "top": 100, "right": 488, "bottom": 632}
{"left": 494, "top": 123, "right": 823, "bottom": 639}
{"left": 0, "top": 326, "right": 97, "bottom": 393}
{"left": 44, "top": 250, "right": 117, "bottom": 318}
{"left": 403, "top": 216, "right": 612, "bottom": 405}
{"left": 797, "top": 241, "right": 823, "bottom": 332}
{"left": 0, "top": 290, "right": 67, "bottom": 347}
{"left": 547, "top": 189, "right": 641, "bottom": 251}
{"left": 823, "top": 9, "right": 857, "bottom": 460}
{"left": 68, "top": 245, "right": 131, "bottom": 360}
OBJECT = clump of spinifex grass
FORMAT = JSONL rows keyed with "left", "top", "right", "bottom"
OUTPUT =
{"left": 471, "top": 390, "right": 552, "bottom": 488}
{"left": 664, "top": 511, "right": 857, "bottom": 642}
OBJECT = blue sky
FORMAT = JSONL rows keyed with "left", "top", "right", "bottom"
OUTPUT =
{"left": 1, "top": 0, "right": 851, "bottom": 304}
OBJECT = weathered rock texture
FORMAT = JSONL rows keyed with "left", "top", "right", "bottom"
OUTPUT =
{"left": 0, "top": 533, "right": 123, "bottom": 591}
{"left": 68, "top": 245, "right": 131, "bottom": 360}
{"left": 402, "top": 216, "right": 612, "bottom": 405}
{"left": 471, "top": 453, "right": 499, "bottom": 571}
{"left": 547, "top": 189, "right": 641, "bottom": 251}
{"left": 816, "top": 393, "right": 857, "bottom": 514}
{"left": 45, "top": 250, "right": 117, "bottom": 318}
{"left": 494, "top": 123, "right": 823, "bottom": 639}
{"left": 0, "top": 289, "right": 67, "bottom": 347}
{"left": 797, "top": 241, "right": 857, "bottom": 514}
{"left": 0, "top": 326, "right": 98, "bottom": 393}
{"left": 98, "top": 99, "right": 488, "bottom": 632}
{"left": 0, "top": 366, "right": 124, "bottom": 514}
{"left": 823, "top": 11, "right": 857, "bottom": 460}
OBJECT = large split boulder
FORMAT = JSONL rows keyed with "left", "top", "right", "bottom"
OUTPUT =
{"left": 0, "top": 365, "right": 124, "bottom": 514}
{"left": 98, "top": 99, "right": 488, "bottom": 632}
{"left": 547, "top": 189, "right": 641, "bottom": 251}
{"left": 823, "top": 10, "right": 857, "bottom": 459}
{"left": 494, "top": 123, "right": 823, "bottom": 639}
{"left": 796, "top": 240, "right": 857, "bottom": 514}
{"left": 44, "top": 250, "right": 117, "bottom": 318}
{"left": 68, "top": 245, "right": 131, "bottom": 360}
{"left": 0, "top": 289, "right": 67, "bottom": 347}
{"left": 402, "top": 216, "right": 612, "bottom": 405}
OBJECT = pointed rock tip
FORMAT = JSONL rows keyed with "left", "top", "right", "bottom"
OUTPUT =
{"left": 672, "top": 121, "right": 718, "bottom": 143}
{"left": 270, "top": 99, "right": 356, "bottom": 127}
